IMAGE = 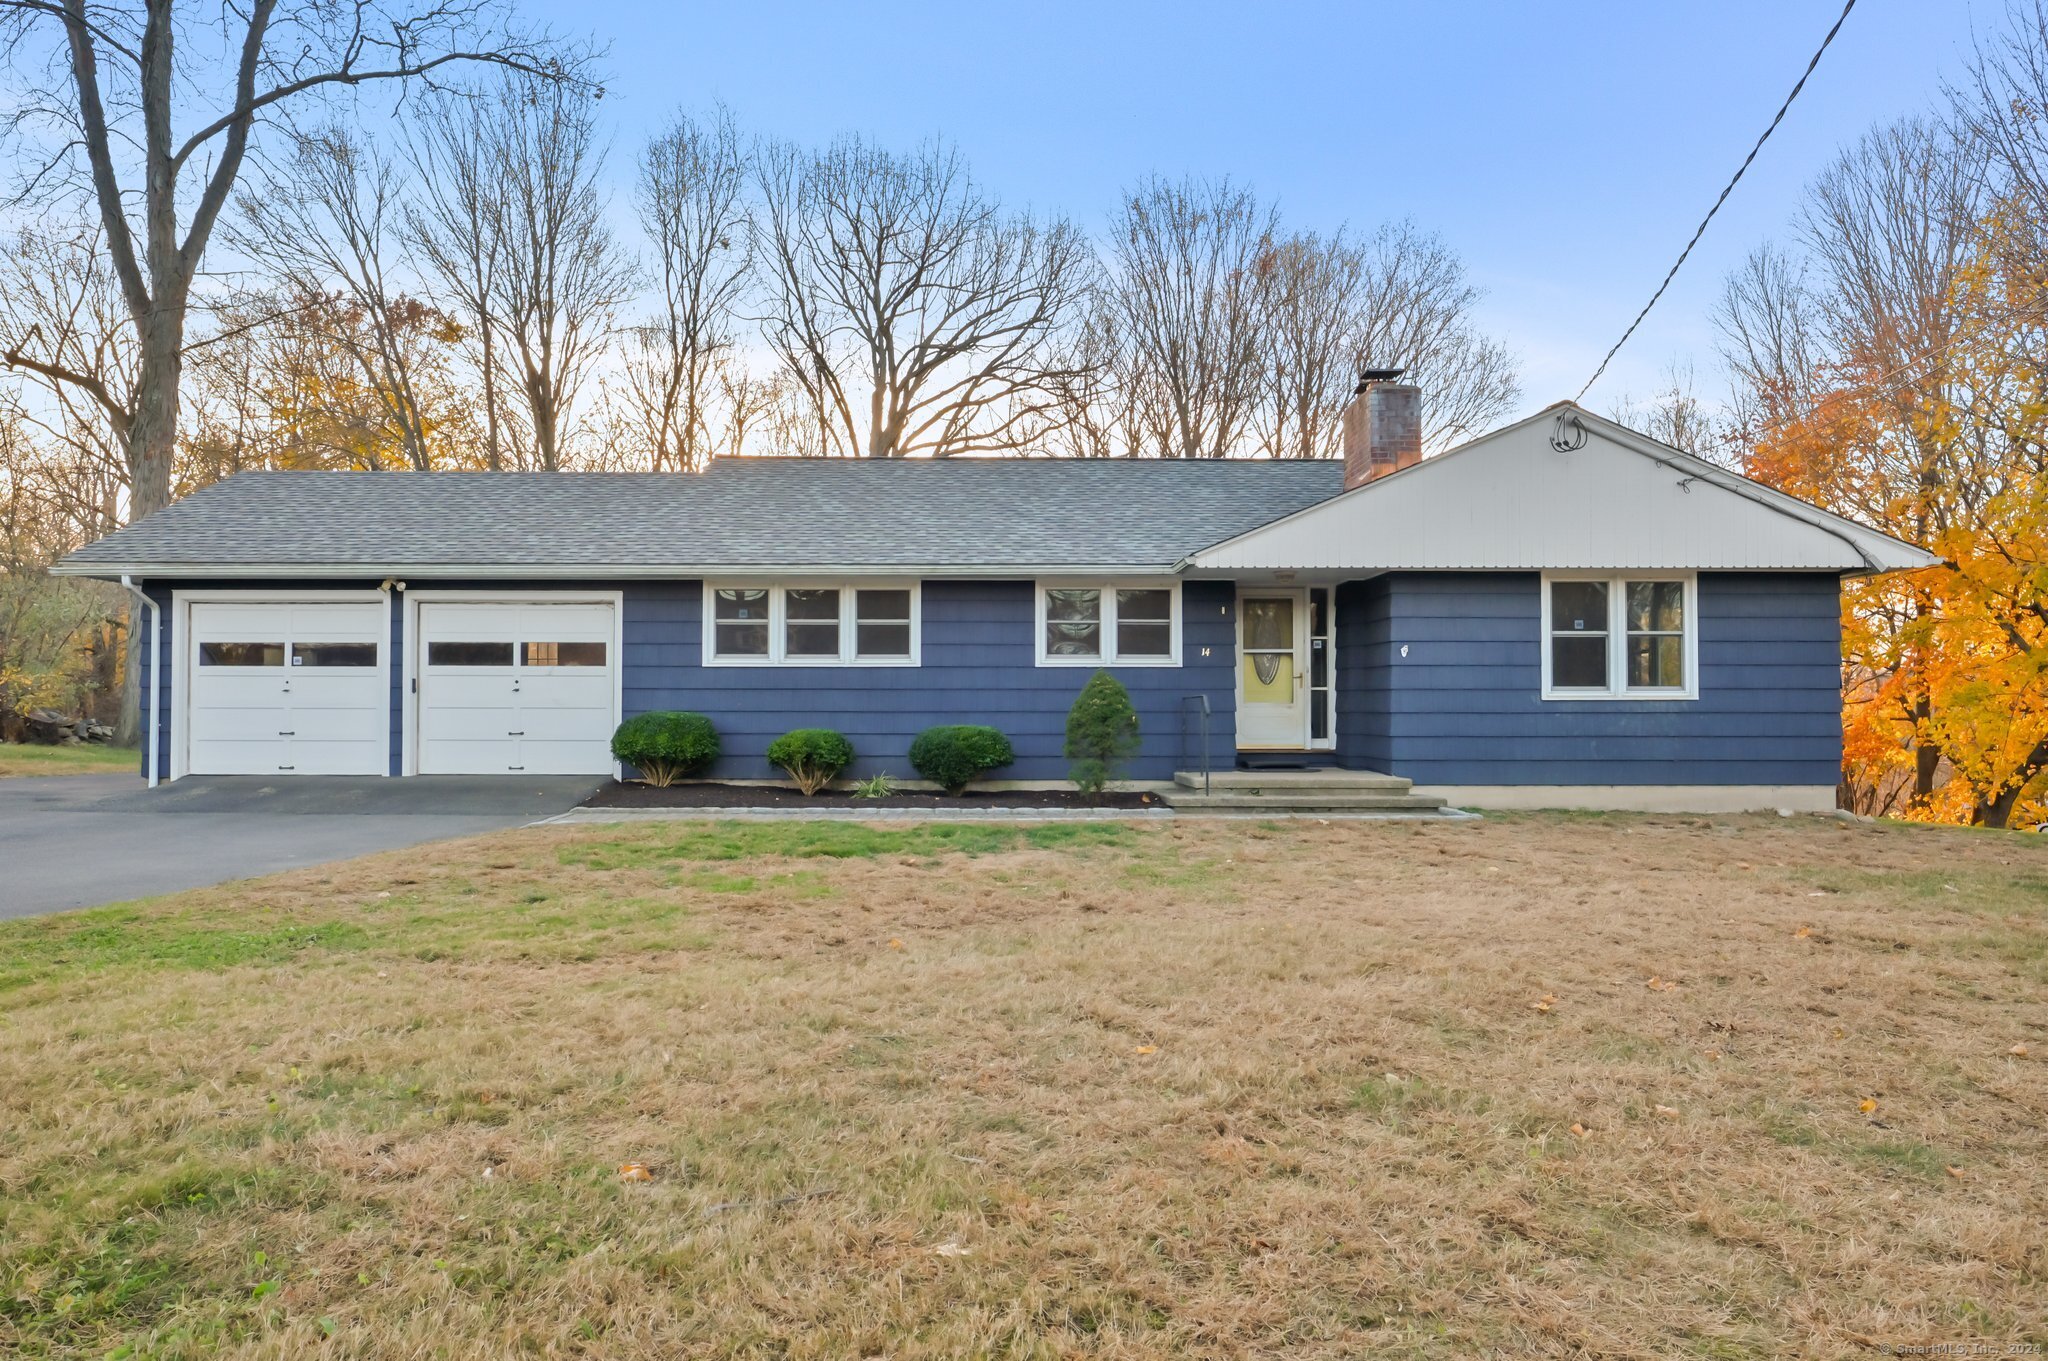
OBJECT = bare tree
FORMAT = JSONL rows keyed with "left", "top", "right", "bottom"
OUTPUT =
{"left": 753, "top": 135, "right": 1092, "bottom": 458}
{"left": 233, "top": 126, "right": 455, "bottom": 470}
{"left": 622, "top": 105, "right": 752, "bottom": 470}
{"left": 428, "top": 74, "right": 632, "bottom": 470}
{"left": 406, "top": 88, "right": 516, "bottom": 468}
{"left": 0, "top": 0, "right": 569, "bottom": 510}
{"left": 1101, "top": 176, "right": 1275, "bottom": 460}
{"left": 1608, "top": 360, "right": 1716, "bottom": 457}
{"left": 1348, "top": 221, "right": 1518, "bottom": 450}
{"left": 0, "top": 224, "right": 133, "bottom": 530}
{"left": 1252, "top": 230, "right": 1366, "bottom": 459}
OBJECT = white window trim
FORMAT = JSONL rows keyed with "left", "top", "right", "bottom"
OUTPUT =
{"left": 1034, "top": 579, "right": 1183, "bottom": 667}
{"left": 1540, "top": 572, "right": 1699, "bottom": 701}
{"left": 700, "top": 581, "right": 922, "bottom": 667}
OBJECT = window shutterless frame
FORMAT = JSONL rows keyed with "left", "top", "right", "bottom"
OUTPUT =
{"left": 1539, "top": 571, "right": 1698, "bottom": 700}
{"left": 700, "top": 581, "right": 922, "bottom": 666}
{"left": 1033, "top": 580, "right": 1182, "bottom": 666}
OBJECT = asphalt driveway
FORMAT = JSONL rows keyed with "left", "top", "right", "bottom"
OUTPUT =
{"left": 0, "top": 774, "right": 602, "bottom": 920}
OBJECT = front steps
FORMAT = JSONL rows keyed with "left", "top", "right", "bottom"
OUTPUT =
{"left": 1159, "top": 767, "right": 1455, "bottom": 815}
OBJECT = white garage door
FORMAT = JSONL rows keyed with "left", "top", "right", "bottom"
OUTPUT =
{"left": 189, "top": 601, "right": 388, "bottom": 775}
{"left": 418, "top": 602, "right": 616, "bottom": 774}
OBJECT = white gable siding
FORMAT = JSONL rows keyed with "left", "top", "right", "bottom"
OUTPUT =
{"left": 1185, "top": 407, "right": 1938, "bottom": 575}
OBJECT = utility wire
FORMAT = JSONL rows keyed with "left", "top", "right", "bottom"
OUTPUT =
{"left": 1577, "top": 0, "right": 1857, "bottom": 402}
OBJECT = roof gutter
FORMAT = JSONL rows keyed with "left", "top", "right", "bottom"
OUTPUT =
{"left": 53, "top": 561, "right": 1197, "bottom": 582}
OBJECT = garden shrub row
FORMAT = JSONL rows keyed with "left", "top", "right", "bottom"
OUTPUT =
{"left": 612, "top": 671, "right": 1139, "bottom": 799}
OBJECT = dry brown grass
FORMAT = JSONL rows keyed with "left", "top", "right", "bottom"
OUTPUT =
{"left": 1, "top": 813, "right": 2044, "bottom": 1359}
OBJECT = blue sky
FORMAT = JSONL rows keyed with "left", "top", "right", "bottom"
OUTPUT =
{"left": 527, "top": 0, "right": 1984, "bottom": 421}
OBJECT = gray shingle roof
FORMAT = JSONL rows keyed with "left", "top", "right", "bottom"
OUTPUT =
{"left": 57, "top": 458, "right": 1346, "bottom": 578}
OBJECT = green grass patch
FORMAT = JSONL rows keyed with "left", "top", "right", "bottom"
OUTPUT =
{"left": 0, "top": 912, "right": 371, "bottom": 992}
{"left": 0, "top": 741, "right": 137, "bottom": 778}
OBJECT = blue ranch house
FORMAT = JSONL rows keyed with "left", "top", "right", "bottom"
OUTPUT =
{"left": 55, "top": 379, "right": 1936, "bottom": 811}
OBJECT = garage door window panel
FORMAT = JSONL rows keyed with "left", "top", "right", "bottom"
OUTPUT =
{"left": 523, "top": 642, "right": 606, "bottom": 667}
{"left": 200, "top": 642, "right": 285, "bottom": 667}
{"left": 429, "top": 641, "right": 515, "bottom": 667}
{"left": 292, "top": 642, "right": 378, "bottom": 667}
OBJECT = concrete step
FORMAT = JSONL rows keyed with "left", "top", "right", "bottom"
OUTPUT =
{"left": 1173, "top": 768, "right": 1416, "bottom": 793}
{"left": 1156, "top": 790, "right": 1450, "bottom": 813}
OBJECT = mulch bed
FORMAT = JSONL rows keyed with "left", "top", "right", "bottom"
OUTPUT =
{"left": 582, "top": 781, "right": 1158, "bottom": 811}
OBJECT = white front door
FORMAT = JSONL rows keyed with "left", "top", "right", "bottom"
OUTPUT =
{"left": 188, "top": 601, "right": 387, "bottom": 775}
{"left": 417, "top": 602, "right": 616, "bottom": 774}
{"left": 1237, "top": 590, "right": 1308, "bottom": 749}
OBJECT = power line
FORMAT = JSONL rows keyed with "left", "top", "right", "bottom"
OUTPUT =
{"left": 1577, "top": 0, "right": 1858, "bottom": 402}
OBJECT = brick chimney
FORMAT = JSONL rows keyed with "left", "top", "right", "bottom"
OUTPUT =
{"left": 1342, "top": 369, "right": 1422, "bottom": 490}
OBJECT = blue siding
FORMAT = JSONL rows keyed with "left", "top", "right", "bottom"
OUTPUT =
{"left": 622, "top": 579, "right": 1236, "bottom": 782}
{"left": 140, "top": 576, "right": 1235, "bottom": 784}
{"left": 1334, "top": 579, "right": 1390, "bottom": 772}
{"left": 1336, "top": 572, "right": 1843, "bottom": 786}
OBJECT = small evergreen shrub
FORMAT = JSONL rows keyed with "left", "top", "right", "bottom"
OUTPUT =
{"left": 610, "top": 711, "right": 720, "bottom": 787}
{"left": 908, "top": 724, "right": 1015, "bottom": 795}
{"left": 766, "top": 728, "right": 856, "bottom": 796}
{"left": 1064, "top": 670, "right": 1141, "bottom": 799}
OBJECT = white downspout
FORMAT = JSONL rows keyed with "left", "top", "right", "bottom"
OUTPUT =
{"left": 119, "top": 575, "right": 161, "bottom": 788}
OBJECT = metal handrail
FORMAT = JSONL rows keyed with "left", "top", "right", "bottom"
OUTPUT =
{"left": 1179, "top": 694, "right": 1212, "bottom": 795}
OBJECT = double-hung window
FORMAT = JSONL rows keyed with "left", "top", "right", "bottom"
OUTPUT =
{"left": 1541, "top": 573, "right": 1696, "bottom": 699}
{"left": 1035, "top": 583, "right": 1180, "bottom": 666}
{"left": 705, "top": 584, "right": 920, "bottom": 665}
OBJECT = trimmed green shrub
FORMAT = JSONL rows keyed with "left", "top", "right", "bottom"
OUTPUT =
{"left": 1064, "top": 670, "right": 1141, "bottom": 799}
{"left": 610, "top": 711, "right": 720, "bottom": 787}
{"left": 908, "top": 724, "right": 1015, "bottom": 796}
{"left": 767, "top": 728, "right": 856, "bottom": 796}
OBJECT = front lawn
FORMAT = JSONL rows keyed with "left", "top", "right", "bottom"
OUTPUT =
{"left": 1, "top": 815, "right": 2042, "bottom": 1357}
{"left": 0, "top": 741, "right": 137, "bottom": 779}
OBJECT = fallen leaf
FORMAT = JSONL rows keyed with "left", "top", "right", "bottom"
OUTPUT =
{"left": 1806, "top": 890, "right": 1831, "bottom": 897}
{"left": 931, "top": 1241, "right": 971, "bottom": 1258}
{"left": 1794, "top": 925, "right": 1815, "bottom": 939}
{"left": 1858, "top": 1098, "right": 1878, "bottom": 1115}
{"left": 1654, "top": 1104, "right": 1680, "bottom": 1119}
{"left": 1706, "top": 1049, "right": 1723, "bottom": 1061}
{"left": 887, "top": 939, "right": 905, "bottom": 950}
{"left": 1569, "top": 1122, "right": 1590, "bottom": 1138}
{"left": 1646, "top": 976, "right": 1677, "bottom": 991}
{"left": 618, "top": 1162, "right": 653, "bottom": 1183}
{"left": 1133, "top": 1045, "right": 1158, "bottom": 1055}
{"left": 2010, "top": 1043, "right": 2030, "bottom": 1058}
{"left": 1530, "top": 993, "right": 1557, "bottom": 1014}
{"left": 1946, "top": 1165, "right": 1966, "bottom": 1179}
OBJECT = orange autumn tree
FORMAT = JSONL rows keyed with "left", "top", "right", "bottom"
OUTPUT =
{"left": 1727, "top": 192, "right": 2048, "bottom": 827}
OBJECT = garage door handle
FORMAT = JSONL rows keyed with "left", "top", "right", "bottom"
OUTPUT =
{"left": 507, "top": 765, "right": 524, "bottom": 771}
{"left": 277, "top": 765, "right": 295, "bottom": 771}
{"left": 507, "top": 730, "right": 524, "bottom": 736}
{"left": 278, "top": 730, "right": 294, "bottom": 736}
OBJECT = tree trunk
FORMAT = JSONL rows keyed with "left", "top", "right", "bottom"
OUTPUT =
{"left": 111, "top": 304, "right": 184, "bottom": 748}
{"left": 1971, "top": 742, "right": 2048, "bottom": 828}
{"left": 1911, "top": 692, "right": 1939, "bottom": 805}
